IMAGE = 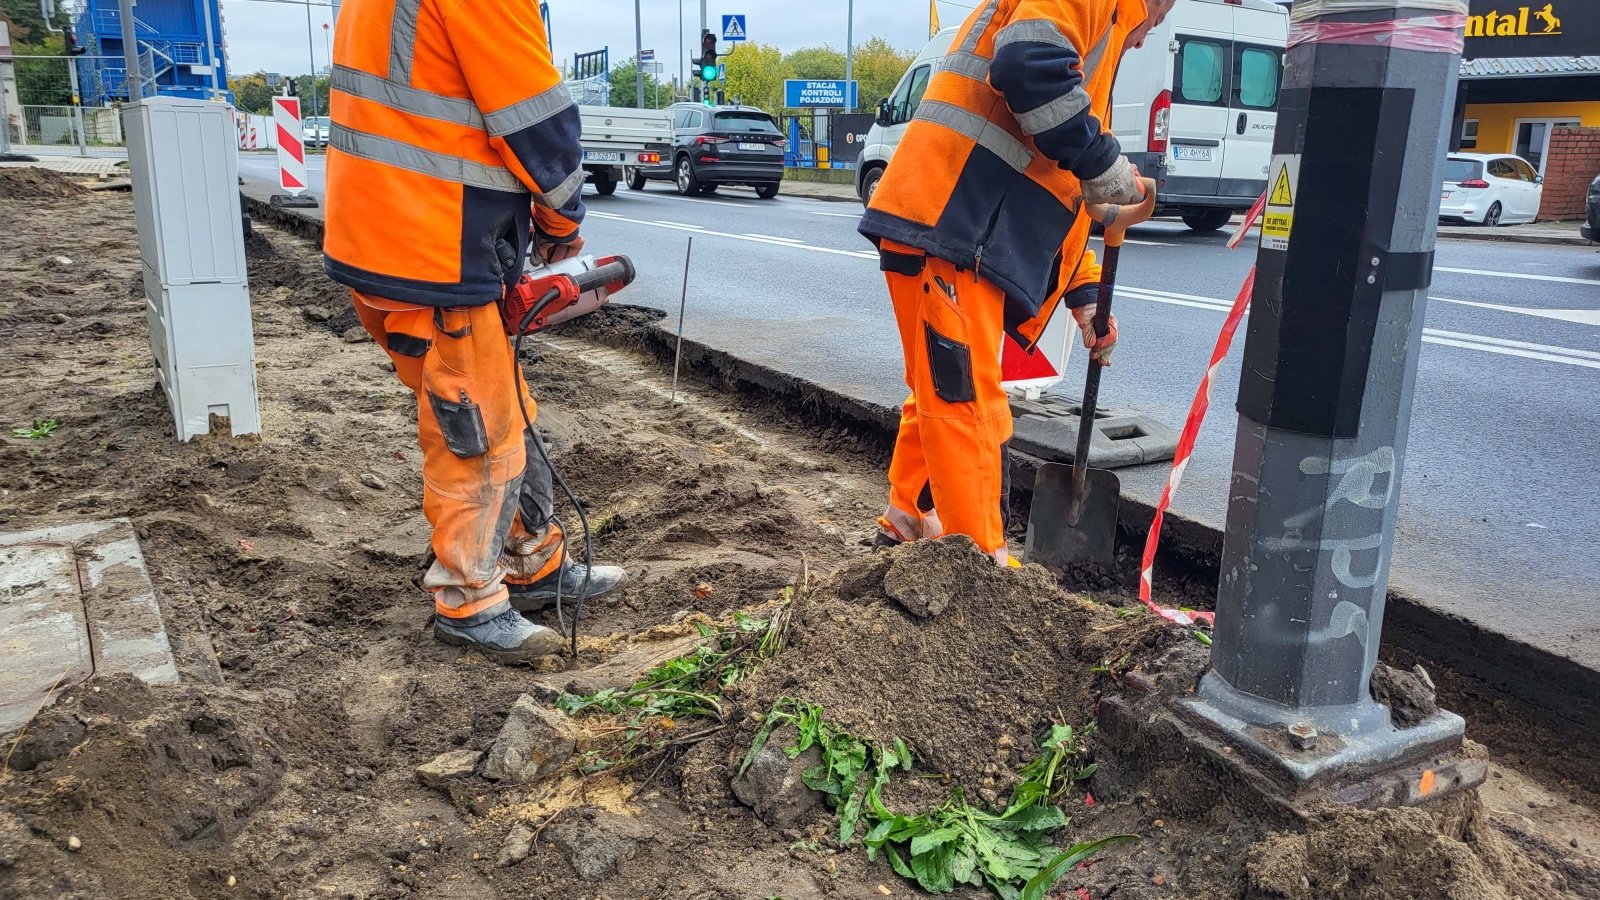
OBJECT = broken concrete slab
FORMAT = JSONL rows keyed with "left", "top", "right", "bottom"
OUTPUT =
{"left": 482, "top": 694, "right": 577, "bottom": 783}
{"left": 732, "top": 724, "right": 824, "bottom": 828}
{"left": 415, "top": 749, "right": 482, "bottom": 789}
{"left": 0, "top": 519, "right": 178, "bottom": 733}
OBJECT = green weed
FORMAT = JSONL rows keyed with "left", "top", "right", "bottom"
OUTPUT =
{"left": 11, "top": 418, "right": 60, "bottom": 439}
{"left": 559, "top": 607, "right": 791, "bottom": 773}
{"left": 743, "top": 700, "right": 1134, "bottom": 898}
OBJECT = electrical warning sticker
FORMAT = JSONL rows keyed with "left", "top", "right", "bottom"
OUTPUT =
{"left": 1262, "top": 155, "right": 1299, "bottom": 252}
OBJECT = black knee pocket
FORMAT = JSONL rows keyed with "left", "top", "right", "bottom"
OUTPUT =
{"left": 924, "top": 324, "right": 976, "bottom": 403}
{"left": 428, "top": 392, "right": 490, "bottom": 458}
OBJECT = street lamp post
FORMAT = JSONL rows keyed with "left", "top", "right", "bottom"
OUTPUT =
{"left": 304, "top": 0, "right": 319, "bottom": 121}
{"left": 635, "top": 0, "right": 645, "bottom": 108}
{"left": 323, "top": 22, "right": 331, "bottom": 78}
{"left": 844, "top": 0, "right": 854, "bottom": 112}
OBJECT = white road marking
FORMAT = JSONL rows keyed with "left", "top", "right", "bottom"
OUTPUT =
{"left": 1434, "top": 296, "right": 1600, "bottom": 327}
{"left": 588, "top": 210, "right": 877, "bottom": 259}
{"left": 743, "top": 233, "right": 807, "bottom": 243}
{"left": 1115, "top": 286, "right": 1600, "bottom": 371}
{"left": 811, "top": 211, "right": 864, "bottom": 219}
{"left": 628, "top": 191, "right": 756, "bottom": 208}
{"left": 1435, "top": 265, "right": 1600, "bottom": 287}
{"left": 1088, "top": 236, "right": 1174, "bottom": 247}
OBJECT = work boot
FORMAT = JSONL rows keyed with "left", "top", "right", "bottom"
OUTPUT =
{"left": 508, "top": 561, "right": 626, "bottom": 614}
{"left": 434, "top": 609, "right": 564, "bottom": 664}
{"left": 871, "top": 528, "right": 904, "bottom": 552}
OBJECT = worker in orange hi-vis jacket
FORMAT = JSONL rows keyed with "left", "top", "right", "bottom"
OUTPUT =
{"left": 323, "top": 0, "right": 622, "bottom": 664}
{"left": 860, "top": 0, "right": 1175, "bottom": 566}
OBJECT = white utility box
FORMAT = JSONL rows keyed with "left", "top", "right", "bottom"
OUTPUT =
{"left": 123, "top": 97, "right": 261, "bottom": 441}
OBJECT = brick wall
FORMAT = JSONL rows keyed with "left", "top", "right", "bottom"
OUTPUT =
{"left": 1538, "top": 127, "right": 1600, "bottom": 222}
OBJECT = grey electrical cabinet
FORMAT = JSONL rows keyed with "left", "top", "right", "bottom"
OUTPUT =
{"left": 123, "top": 97, "right": 261, "bottom": 441}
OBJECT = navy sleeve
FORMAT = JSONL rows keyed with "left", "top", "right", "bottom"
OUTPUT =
{"left": 988, "top": 24, "right": 1123, "bottom": 179}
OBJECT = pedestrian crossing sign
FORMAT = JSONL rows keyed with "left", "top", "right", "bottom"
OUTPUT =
{"left": 722, "top": 15, "right": 747, "bottom": 41}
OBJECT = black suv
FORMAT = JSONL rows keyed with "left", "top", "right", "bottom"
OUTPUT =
{"left": 1584, "top": 173, "right": 1599, "bottom": 244}
{"left": 628, "top": 104, "right": 786, "bottom": 199}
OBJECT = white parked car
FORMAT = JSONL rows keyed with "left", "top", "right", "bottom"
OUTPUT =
{"left": 1439, "top": 153, "right": 1544, "bottom": 226}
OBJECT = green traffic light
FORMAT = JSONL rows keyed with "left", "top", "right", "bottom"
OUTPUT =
{"left": 700, "top": 64, "right": 718, "bottom": 81}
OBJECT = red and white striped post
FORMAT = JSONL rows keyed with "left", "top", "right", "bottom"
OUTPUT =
{"left": 272, "top": 96, "right": 307, "bottom": 196}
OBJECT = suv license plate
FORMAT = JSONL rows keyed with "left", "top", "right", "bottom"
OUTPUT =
{"left": 738, "top": 142, "right": 767, "bottom": 152}
{"left": 1173, "top": 146, "right": 1212, "bottom": 161}
{"left": 583, "top": 151, "right": 622, "bottom": 163}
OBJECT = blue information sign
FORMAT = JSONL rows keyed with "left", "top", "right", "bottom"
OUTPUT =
{"left": 784, "top": 80, "right": 859, "bottom": 109}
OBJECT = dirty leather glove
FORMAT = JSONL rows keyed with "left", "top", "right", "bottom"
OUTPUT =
{"left": 1080, "top": 157, "right": 1145, "bottom": 207}
{"left": 1071, "top": 304, "right": 1118, "bottom": 366}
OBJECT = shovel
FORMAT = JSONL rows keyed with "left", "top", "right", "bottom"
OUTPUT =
{"left": 1025, "top": 179, "right": 1158, "bottom": 572}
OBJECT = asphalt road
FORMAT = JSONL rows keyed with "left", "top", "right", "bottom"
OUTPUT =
{"left": 238, "top": 156, "right": 1600, "bottom": 673}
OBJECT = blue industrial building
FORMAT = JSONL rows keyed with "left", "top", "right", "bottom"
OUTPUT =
{"left": 73, "top": 0, "right": 230, "bottom": 104}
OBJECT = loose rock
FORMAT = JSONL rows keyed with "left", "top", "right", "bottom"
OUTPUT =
{"left": 496, "top": 823, "right": 534, "bottom": 868}
{"left": 482, "top": 694, "right": 577, "bottom": 783}
{"left": 882, "top": 536, "right": 991, "bottom": 619}
{"left": 732, "top": 724, "right": 823, "bottom": 828}
{"left": 415, "top": 749, "right": 481, "bottom": 789}
{"left": 359, "top": 473, "right": 387, "bottom": 491}
{"left": 301, "top": 305, "right": 332, "bottom": 322}
{"left": 545, "top": 815, "right": 638, "bottom": 880}
{"left": 341, "top": 326, "right": 369, "bottom": 344}
{"left": 1371, "top": 663, "right": 1439, "bottom": 727}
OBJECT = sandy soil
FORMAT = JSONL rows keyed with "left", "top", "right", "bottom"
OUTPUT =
{"left": 1, "top": 169, "right": 1597, "bottom": 900}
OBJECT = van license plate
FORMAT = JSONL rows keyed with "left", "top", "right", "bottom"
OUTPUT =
{"left": 1173, "top": 146, "right": 1212, "bottom": 161}
{"left": 738, "top": 142, "right": 767, "bottom": 152}
{"left": 583, "top": 151, "right": 622, "bottom": 163}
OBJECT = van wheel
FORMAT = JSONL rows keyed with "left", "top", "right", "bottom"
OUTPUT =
{"left": 625, "top": 167, "right": 647, "bottom": 191}
{"left": 860, "top": 166, "right": 884, "bottom": 205}
{"left": 756, "top": 183, "right": 779, "bottom": 200}
{"left": 593, "top": 172, "right": 618, "bottom": 196}
{"left": 1182, "top": 208, "right": 1233, "bottom": 232}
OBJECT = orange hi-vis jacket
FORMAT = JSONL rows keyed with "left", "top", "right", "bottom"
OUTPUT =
{"left": 861, "top": 0, "right": 1147, "bottom": 336}
{"left": 323, "top": 0, "right": 582, "bottom": 307}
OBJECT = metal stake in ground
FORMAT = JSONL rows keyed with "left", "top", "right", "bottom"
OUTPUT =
{"left": 1183, "top": 0, "right": 1481, "bottom": 801}
{"left": 671, "top": 236, "right": 694, "bottom": 405}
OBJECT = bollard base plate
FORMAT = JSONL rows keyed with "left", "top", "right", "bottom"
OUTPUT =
{"left": 1095, "top": 655, "right": 1487, "bottom": 825}
{"left": 270, "top": 194, "right": 320, "bottom": 209}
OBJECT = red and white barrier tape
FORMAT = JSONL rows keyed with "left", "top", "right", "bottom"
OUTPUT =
{"left": 1135, "top": 191, "right": 1267, "bottom": 628}
{"left": 1289, "top": 14, "right": 1467, "bottom": 53}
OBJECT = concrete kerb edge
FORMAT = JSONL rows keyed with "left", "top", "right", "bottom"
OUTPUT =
{"left": 1437, "top": 229, "right": 1592, "bottom": 248}
{"left": 242, "top": 195, "right": 1600, "bottom": 742}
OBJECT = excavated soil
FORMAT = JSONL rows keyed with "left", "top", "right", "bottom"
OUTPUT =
{"left": 1, "top": 184, "right": 1597, "bottom": 900}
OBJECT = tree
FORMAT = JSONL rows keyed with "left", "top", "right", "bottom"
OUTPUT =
{"left": 0, "top": 0, "right": 70, "bottom": 47}
{"left": 849, "top": 37, "right": 915, "bottom": 112}
{"left": 606, "top": 57, "right": 671, "bottom": 109}
{"left": 723, "top": 42, "right": 789, "bottom": 113}
{"left": 229, "top": 72, "right": 274, "bottom": 115}
{"left": 783, "top": 46, "right": 846, "bottom": 81}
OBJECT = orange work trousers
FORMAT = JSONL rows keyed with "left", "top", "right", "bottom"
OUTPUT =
{"left": 878, "top": 242, "right": 1014, "bottom": 563}
{"left": 353, "top": 291, "right": 563, "bottom": 626}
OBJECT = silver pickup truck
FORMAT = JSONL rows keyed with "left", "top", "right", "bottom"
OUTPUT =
{"left": 577, "top": 105, "right": 673, "bottom": 196}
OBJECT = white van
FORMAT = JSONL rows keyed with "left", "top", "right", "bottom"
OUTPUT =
{"left": 857, "top": 0, "right": 1289, "bottom": 232}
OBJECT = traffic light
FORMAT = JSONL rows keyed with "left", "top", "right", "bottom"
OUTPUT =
{"left": 65, "top": 28, "right": 87, "bottom": 55}
{"left": 696, "top": 31, "right": 718, "bottom": 83}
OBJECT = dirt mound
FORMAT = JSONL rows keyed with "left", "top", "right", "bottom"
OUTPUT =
{"left": 739, "top": 536, "right": 1177, "bottom": 803}
{"left": 0, "top": 167, "right": 89, "bottom": 200}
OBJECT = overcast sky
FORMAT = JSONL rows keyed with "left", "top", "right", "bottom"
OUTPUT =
{"left": 222, "top": 0, "right": 968, "bottom": 81}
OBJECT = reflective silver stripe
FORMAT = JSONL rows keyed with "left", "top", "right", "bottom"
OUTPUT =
{"left": 915, "top": 100, "right": 1034, "bottom": 173}
{"left": 482, "top": 82, "right": 574, "bottom": 137}
{"left": 331, "top": 124, "right": 524, "bottom": 192}
{"left": 536, "top": 166, "right": 585, "bottom": 209}
{"left": 388, "top": 0, "right": 421, "bottom": 83}
{"left": 941, "top": 50, "right": 990, "bottom": 81}
{"left": 1016, "top": 87, "right": 1092, "bottom": 135}
{"left": 956, "top": 0, "right": 1000, "bottom": 54}
{"left": 331, "top": 65, "right": 484, "bottom": 128}
{"left": 1082, "top": 23, "right": 1114, "bottom": 78}
{"left": 994, "top": 18, "right": 1073, "bottom": 51}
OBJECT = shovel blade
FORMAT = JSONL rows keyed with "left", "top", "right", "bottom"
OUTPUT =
{"left": 1025, "top": 462, "right": 1121, "bottom": 571}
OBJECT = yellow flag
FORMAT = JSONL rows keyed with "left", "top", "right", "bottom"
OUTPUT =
{"left": 930, "top": 0, "right": 940, "bottom": 37}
